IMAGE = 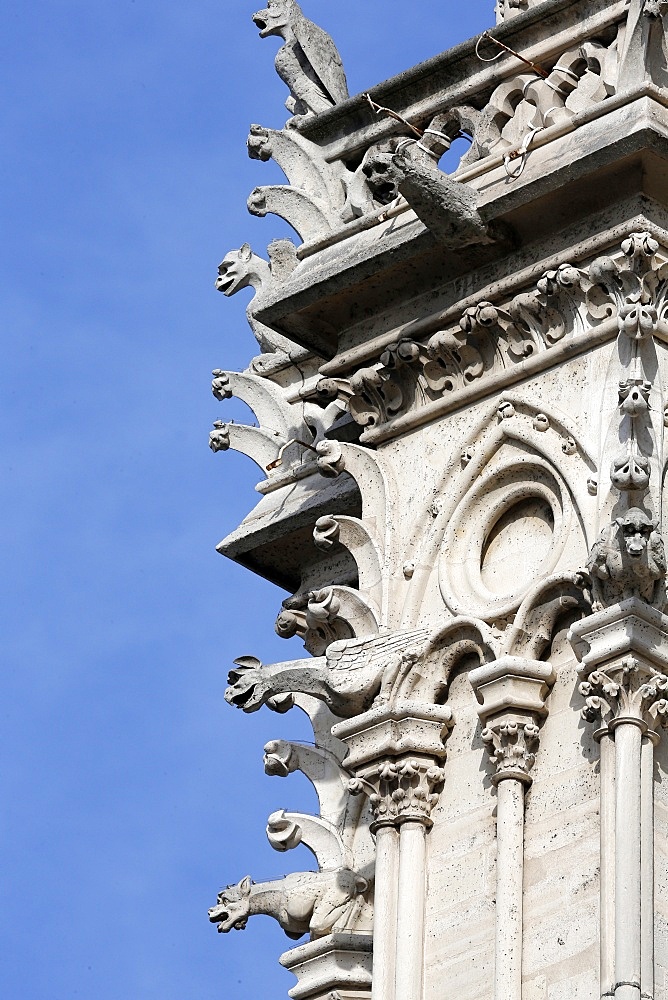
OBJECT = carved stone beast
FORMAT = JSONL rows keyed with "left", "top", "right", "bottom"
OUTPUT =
{"left": 586, "top": 507, "right": 667, "bottom": 609}
{"left": 208, "top": 870, "right": 367, "bottom": 940}
{"left": 252, "top": 0, "right": 348, "bottom": 117}
{"left": 226, "top": 621, "right": 497, "bottom": 717}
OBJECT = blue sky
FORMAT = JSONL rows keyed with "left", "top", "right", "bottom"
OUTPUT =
{"left": 0, "top": 2, "right": 491, "bottom": 997}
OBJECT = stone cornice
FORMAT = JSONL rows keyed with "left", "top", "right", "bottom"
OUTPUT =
{"left": 315, "top": 229, "right": 668, "bottom": 445}
{"left": 295, "top": 0, "right": 626, "bottom": 158}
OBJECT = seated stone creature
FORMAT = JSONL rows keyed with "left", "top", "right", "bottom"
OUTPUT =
{"left": 586, "top": 507, "right": 667, "bottom": 609}
{"left": 252, "top": 0, "right": 349, "bottom": 116}
{"left": 209, "top": 869, "right": 368, "bottom": 940}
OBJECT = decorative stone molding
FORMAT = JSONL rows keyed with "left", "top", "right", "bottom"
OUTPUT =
{"left": 279, "top": 933, "right": 372, "bottom": 1000}
{"left": 316, "top": 234, "right": 668, "bottom": 440}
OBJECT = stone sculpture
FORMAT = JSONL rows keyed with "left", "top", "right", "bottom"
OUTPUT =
{"left": 215, "top": 244, "right": 301, "bottom": 363}
{"left": 586, "top": 508, "right": 667, "bottom": 609}
{"left": 252, "top": 0, "right": 348, "bottom": 117}
{"left": 209, "top": 870, "right": 368, "bottom": 939}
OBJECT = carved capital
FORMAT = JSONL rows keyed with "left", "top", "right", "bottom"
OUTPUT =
{"left": 332, "top": 701, "right": 453, "bottom": 831}
{"left": 570, "top": 598, "right": 668, "bottom": 735}
{"left": 579, "top": 656, "right": 668, "bottom": 733}
{"left": 482, "top": 721, "right": 540, "bottom": 785}
{"left": 470, "top": 655, "right": 555, "bottom": 786}
{"left": 348, "top": 757, "right": 445, "bottom": 830}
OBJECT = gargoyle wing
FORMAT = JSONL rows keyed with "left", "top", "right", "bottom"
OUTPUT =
{"left": 325, "top": 628, "right": 431, "bottom": 673}
{"left": 292, "top": 15, "right": 349, "bottom": 105}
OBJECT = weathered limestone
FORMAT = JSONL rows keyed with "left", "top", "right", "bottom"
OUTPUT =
{"left": 207, "top": 2, "right": 668, "bottom": 1000}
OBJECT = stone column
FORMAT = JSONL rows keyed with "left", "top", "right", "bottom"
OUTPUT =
{"left": 570, "top": 598, "right": 668, "bottom": 1000}
{"left": 469, "top": 656, "right": 556, "bottom": 1000}
{"left": 332, "top": 702, "right": 453, "bottom": 1000}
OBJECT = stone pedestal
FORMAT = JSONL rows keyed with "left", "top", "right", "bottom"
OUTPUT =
{"left": 280, "top": 933, "right": 373, "bottom": 1000}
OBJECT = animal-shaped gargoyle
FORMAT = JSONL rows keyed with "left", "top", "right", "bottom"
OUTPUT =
{"left": 383, "top": 152, "right": 495, "bottom": 247}
{"left": 252, "top": 0, "right": 349, "bottom": 117}
{"left": 226, "top": 621, "right": 498, "bottom": 718}
{"left": 586, "top": 507, "right": 667, "bottom": 609}
{"left": 208, "top": 869, "right": 368, "bottom": 940}
{"left": 216, "top": 243, "right": 301, "bottom": 362}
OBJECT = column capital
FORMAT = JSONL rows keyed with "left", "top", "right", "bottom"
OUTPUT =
{"left": 569, "top": 598, "right": 668, "bottom": 733}
{"left": 332, "top": 701, "right": 453, "bottom": 830}
{"left": 469, "top": 656, "right": 556, "bottom": 785}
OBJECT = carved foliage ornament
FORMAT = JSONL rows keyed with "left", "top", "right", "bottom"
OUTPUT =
{"left": 579, "top": 655, "right": 668, "bottom": 730}
{"left": 320, "top": 234, "right": 668, "bottom": 432}
{"left": 348, "top": 757, "right": 447, "bottom": 830}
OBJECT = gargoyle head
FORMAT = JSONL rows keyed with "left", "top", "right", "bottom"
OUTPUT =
{"left": 361, "top": 147, "right": 401, "bottom": 206}
{"left": 216, "top": 244, "right": 262, "bottom": 296}
{"left": 616, "top": 507, "right": 657, "bottom": 559}
{"left": 208, "top": 876, "right": 252, "bottom": 933}
{"left": 252, "top": 0, "right": 296, "bottom": 37}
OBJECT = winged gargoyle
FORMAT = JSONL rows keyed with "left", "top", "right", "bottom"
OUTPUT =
{"left": 226, "top": 620, "right": 499, "bottom": 718}
{"left": 252, "top": 0, "right": 349, "bottom": 117}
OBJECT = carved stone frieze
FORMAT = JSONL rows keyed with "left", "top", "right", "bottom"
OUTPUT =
{"left": 318, "top": 233, "right": 668, "bottom": 439}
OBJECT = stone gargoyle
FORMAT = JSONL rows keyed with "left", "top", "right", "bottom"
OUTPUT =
{"left": 382, "top": 153, "right": 496, "bottom": 247}
{"left": 226, "top": 620, "right": 498, "bottom": 718}
{"left": 252, "top": 0, "right": 349, "bottom": 117}
{"left": 216, "top": 243, "right": 302, "bottom": 362}
{"left": 585, "top": 507, "right": 667, "bottom": 609}
{"left": 208, "top": 869, "right": 368, "bottom": 940}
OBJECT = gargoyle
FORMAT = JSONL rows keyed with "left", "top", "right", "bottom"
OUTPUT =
{"left": 208, "top": 870, "right": 367, "bottom": 940}
{"left": 385, "top": 153, "right": 497, "bottom": 247}
{"left": 216, "top": 244, "right": 304, "bottom": 363}
{"left": 226, "top": 620, "right": 498, "bottom": 717}
{"left": 226, "top": 630, "right": 429, "bottom": 718}
{"left": 586, "top": 507, "right": 667, "bottom": 609}
{"left": 252, "top": 0, "right": 349, "bottom": 117}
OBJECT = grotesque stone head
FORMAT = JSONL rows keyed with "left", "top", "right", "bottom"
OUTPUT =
{"left": 252, "top": 0, "right": 296, "bottom": 37}
{"left": 361, "top": 147, "right": 401, "bottom": 206}
{"left": 616, "top": 507, "right": 656, "bottom": 559}
{"left": 208, "top": 876, "right": 252, "bottom": 932}
{"left": 215, "top": 244, "right": 256, "bottom": 296}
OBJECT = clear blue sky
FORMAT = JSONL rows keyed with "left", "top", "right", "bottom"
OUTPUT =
{"left": 0, "top": 2, "right": 491, "bottom": 997}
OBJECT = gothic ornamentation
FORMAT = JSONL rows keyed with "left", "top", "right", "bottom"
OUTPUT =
{"left": 316, "top": 234, "right": 668, "bottom": 440}
{"left": 482, "top": 721, "right": 541, "bottom": 784}
{"left": 348, "top": 757, "right": 447, "bottom": 830}
{"left": 251, "top": 0, "right": 348, "bottom": 118}
{"left": 579, "top": 655, "right": 668, "bottom": 729}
